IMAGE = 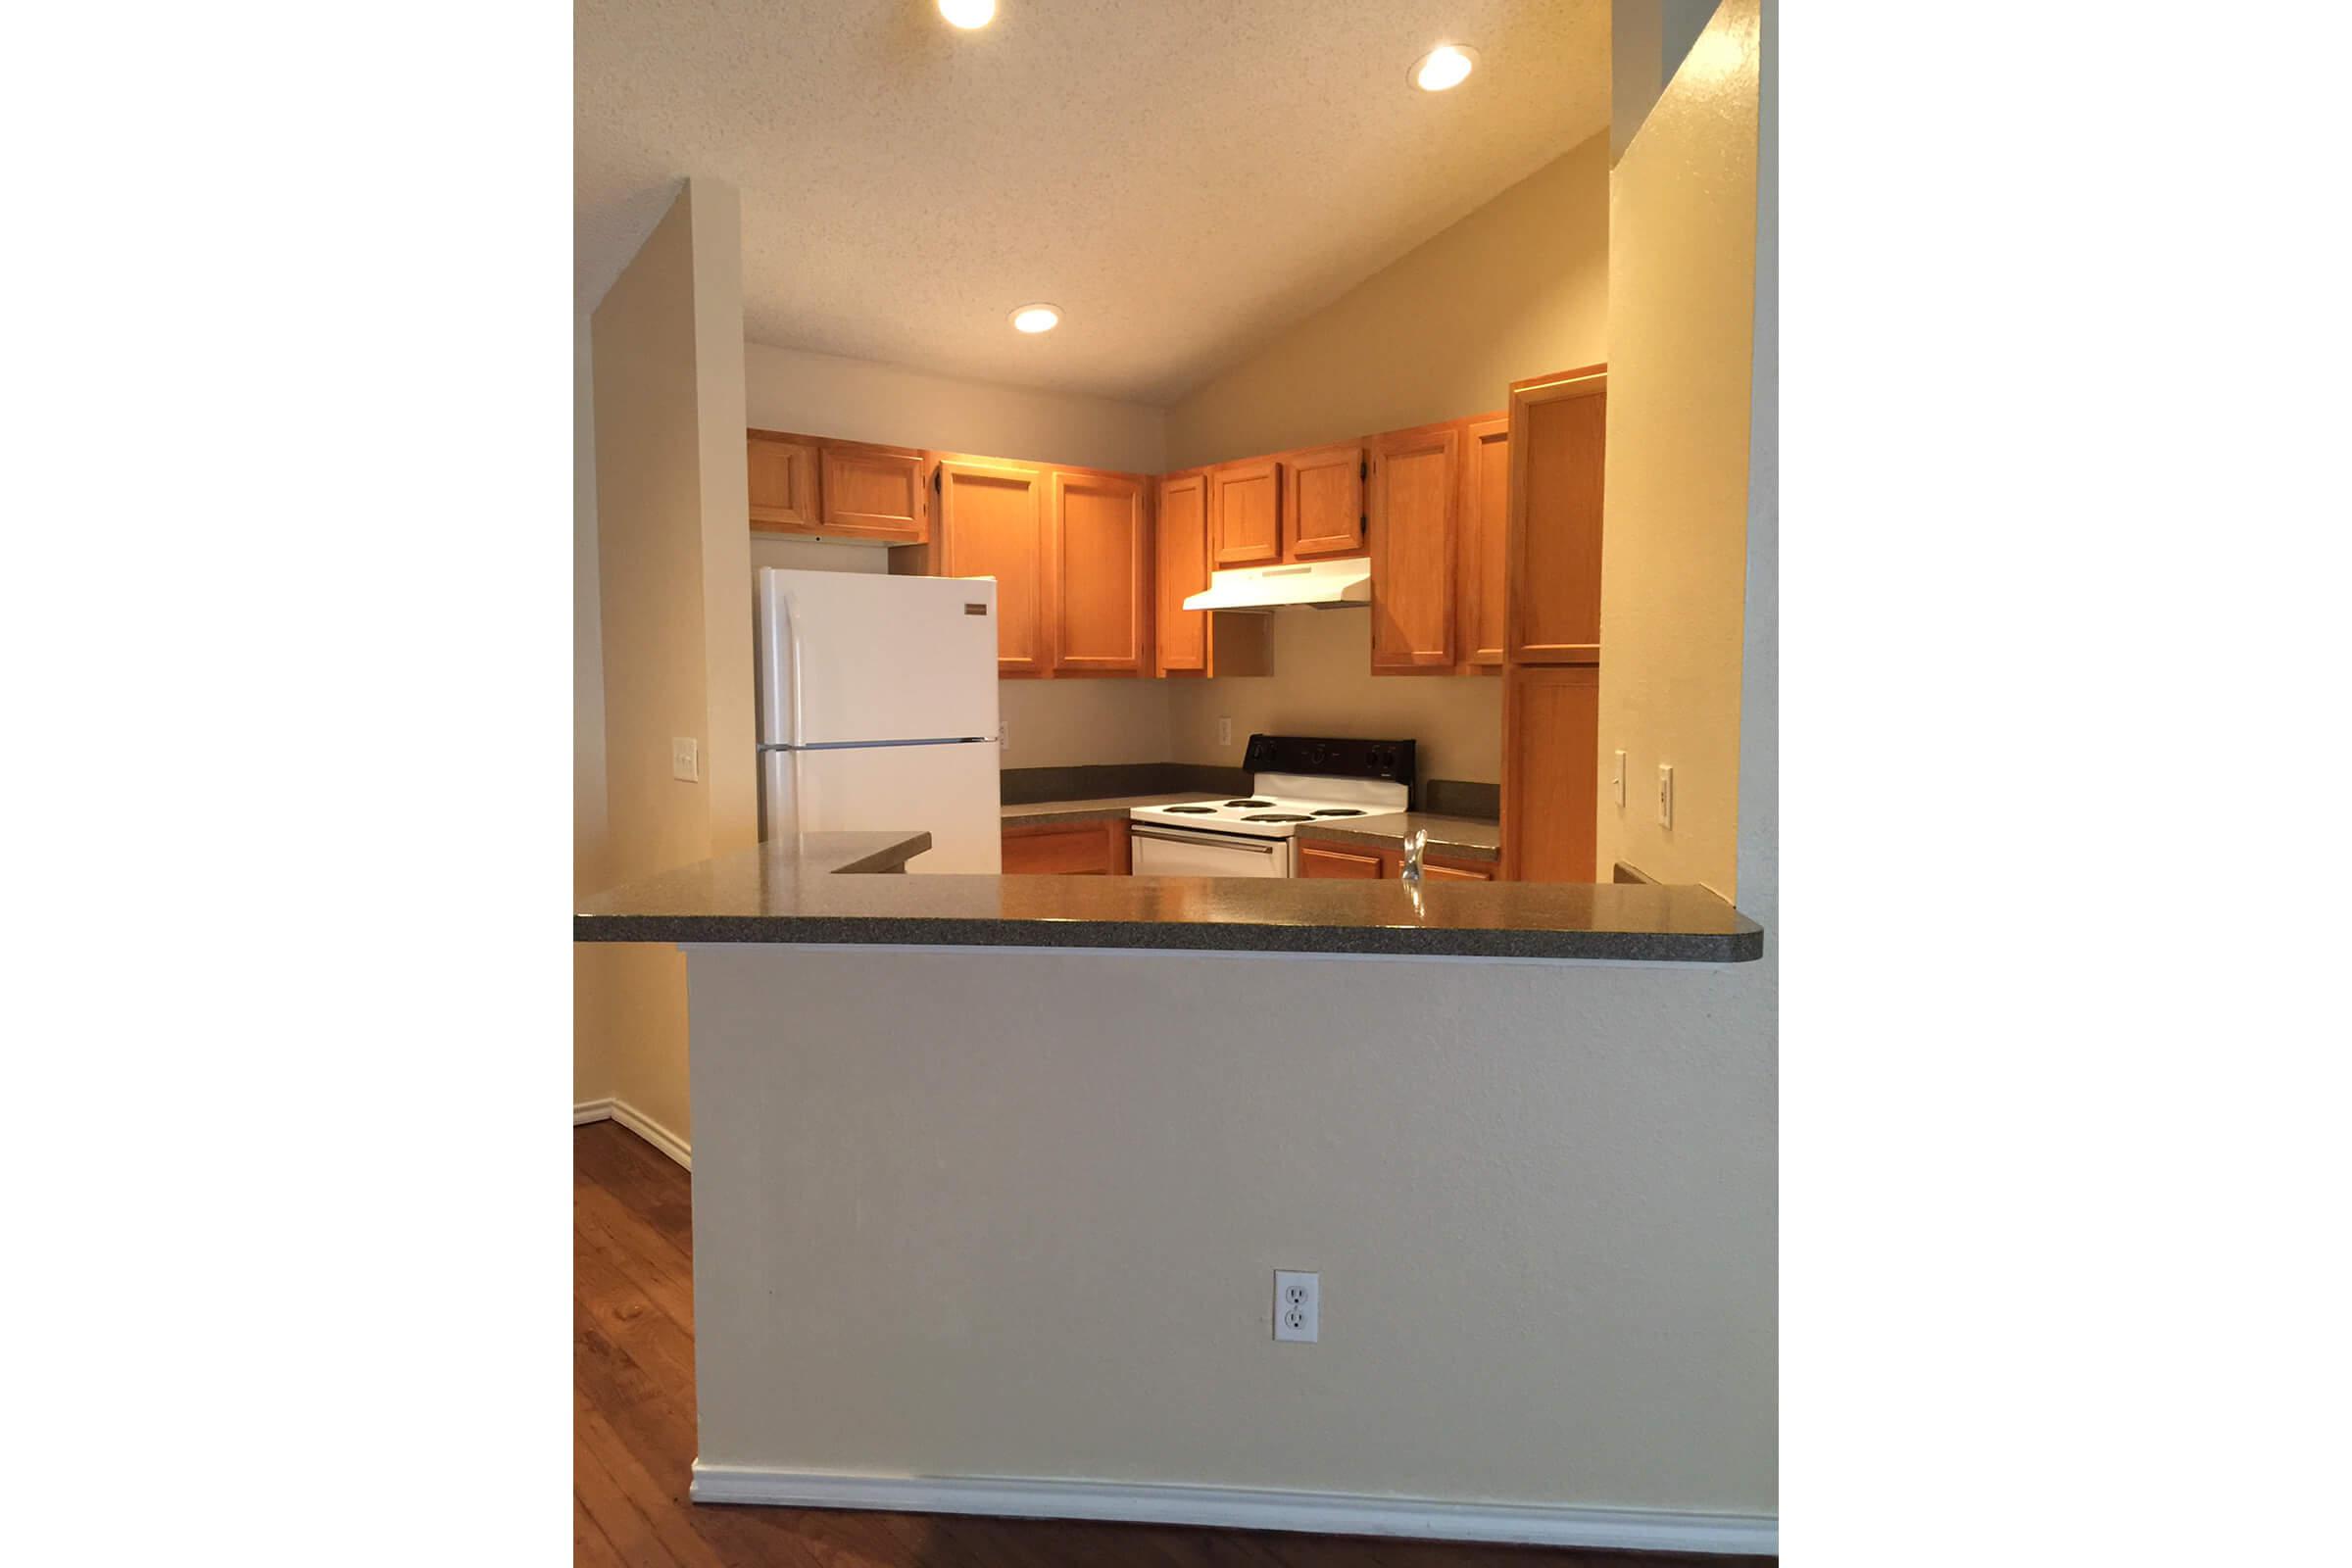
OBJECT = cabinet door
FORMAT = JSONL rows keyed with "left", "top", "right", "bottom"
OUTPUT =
{"left": 1424, "top": 857, "right": 1496, "bottom": 881}
{"left": 1505, "top": 368, "right": 1607, "bottom": 662}
{"left": 939, "top": 460, "right": 1048, "bottom": 675}
{"left": 1156, "top": 472, "right": 1210, "bottom": 673}
{"left": 1002, "top": 820, "right": 1121, "bottom": 874}
{"left": 1282, "top": 443, "right": 1365, "bottom": 559}
{"left": 1209, "top": 459, "right": 1282, "bottom": 566}
{"left": 1456, "top": 415, "right": 1509, "bottom": 669}
{"left": 1368, "top": 422, "right": 1460, "bottom": 672}
{"left": 1051, "top": 469, "right": 1149, "bottom": 675}
{"left": 819, "top": 441, "right": 928, "bottom": 543}
{"left": 1502, "top": 662, "right": 1600, "bottom": 882}
{"left": 1297, "top": 839, "right": 1390, "bottom": 879}
{"left": 747, "top": 430, "right": 822, "bottom": 532}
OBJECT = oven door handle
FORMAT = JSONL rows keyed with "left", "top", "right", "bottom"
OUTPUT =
{"left": 1131, "top": 827, "right": 1283, "bottom": 855}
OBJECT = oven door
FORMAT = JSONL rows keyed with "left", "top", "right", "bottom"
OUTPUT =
{"left": 1130, "top": 825, "right": 1293, "bottom": 877}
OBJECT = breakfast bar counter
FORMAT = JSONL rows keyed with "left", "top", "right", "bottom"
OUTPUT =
{"left": 574, "top": 830, "right": 1762, "bottom": 962}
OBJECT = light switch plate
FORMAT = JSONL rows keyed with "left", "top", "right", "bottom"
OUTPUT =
{"left": 671, "top": 737, "right": 700, "bottom": 782}
{"left": 1217, "top": 716, "right": 1233, "bottom": 747}
{"left": 1657, "top": 763, "right": 1674, "bottom": 829}
{"left": 1612, "top": 750, "right": 1628, "bottom": 808}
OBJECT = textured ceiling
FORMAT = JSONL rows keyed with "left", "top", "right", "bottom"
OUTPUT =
{"left": 577, "top": 0, "right": 1609, "bottom": 405}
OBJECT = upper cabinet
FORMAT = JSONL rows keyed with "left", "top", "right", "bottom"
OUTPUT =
{"left": 819, "top": 440, "right": 929, "bottom": 543}
{"left": 1209, "top": 458, "right": 1282, "bottom": 566}
{"left": 1155, "top": 472, "right": 1210, "bottom": 674}
{"left": 747, "top": 430, "right": 822, "bottom": 532}
{"left": 936, "top": 459, "right": 1050, "bottom": 676}
{"left": 1050, "top": 469, "right": 1151, "bottom": 675}
{"left": 1455, "top": 414, "right": 1510, "bottom": 670}
{"left": 1505, "top": 368, "right": 1607, "bottom": 663}
{"left": 1367, "top": 421, "right": 1460, "bottom": 672}
{"left": 1282, "top": 443, "right": 1366, "bottom": 560}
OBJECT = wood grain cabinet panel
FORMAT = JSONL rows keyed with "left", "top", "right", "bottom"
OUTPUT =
{"left": 1050, "top": 469, "right": 1151, "bottom": 675}
{"left": 818, "top": 441, "right": 928, "bottom": 543}
{"left": 1456, "top": 414, "right": 1510, "bottom": 670}
{"left": 1423, "top": 857, "right": 1497, "bottom": 881}
{"left": 1155, "top": 472, "right": 1210, "bottom": 674}
{"left": 1282, "top": 443, "right": 1366, "bottom": 559}
{"left": 1505, "top": 368, "right": 1607, "bottom": 663}
{"left": 1368, "top": 422, "right": 1461, "bottom": 673}
{"left": 746, "top": 430, "right": 822, "bottom": 532}
{"left": 1296, "top": 839, "right": 1392, "bottom": 879}
{"left": 938, "top": 460, "right": 1049, "bottom": 676}
{"left": 1002, "top": 819, "right": 1129, "bottom": 874}
{"left": 1502, "top": 662, "right": 1600, "bottom": 882}
{"left": 1209, "top": 459, "right": 1282, "bottom": 566}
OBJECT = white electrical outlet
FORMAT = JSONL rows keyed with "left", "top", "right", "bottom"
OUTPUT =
{"left": 1274, "top": 1270, "right": 1319, "bottom": 1343}
{"left": 1657, "top": 763, "right": 1674, "bottom": 829}
{"left": 1612, "top": 750, "right": 1628, "bottom": 808}
{"left": 671, "top": 737, "right": 700, "bottom": 782}
{"left": 1217, "top": 716, "right": 1233, "bottom": 747}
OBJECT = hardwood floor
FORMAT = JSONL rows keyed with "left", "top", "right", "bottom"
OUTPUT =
{"left": 575, "top": 1121, "right": 1771, "bottom": 1567}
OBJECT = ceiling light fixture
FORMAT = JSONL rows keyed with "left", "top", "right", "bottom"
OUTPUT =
{"left": 1411, "top": 44, "right": 1478, "bottom": 92}
{"left": 1009, "top": 304, "right": 1061, "bottom": 334}
{"left": 939, "top": 0, "right": 996, "bottom": 28}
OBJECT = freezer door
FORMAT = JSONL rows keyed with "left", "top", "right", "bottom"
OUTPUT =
{"left": 759, "top": 568, "right": 1000, "bottom": 746}
{"left": 760, "top": 739, "right": 1003, "bottom": 873}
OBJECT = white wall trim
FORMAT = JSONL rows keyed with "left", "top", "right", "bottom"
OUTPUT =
{"left": 572, "top": 1098, "right": 692, "bottom": 1171}
{"left": 686, "top": 1465, "right": 1775, "bottom": 1555}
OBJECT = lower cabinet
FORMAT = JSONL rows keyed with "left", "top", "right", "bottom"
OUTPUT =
{"left": 1296, "top": 838, "right": 1501, "bottom": 880}
{"left": 1001, "top": 818, "right": 1131, "bottom": 874}
{"left": 1501, "top": 662, "right": 1600, "bottom": 882}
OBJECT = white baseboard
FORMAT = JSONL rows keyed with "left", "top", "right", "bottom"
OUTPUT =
{"left": 686, "top": 1465, "right": 1775, "bottom": 1555}
{"left": 572, "top": 1098, "right": 692, "bottom": 1171}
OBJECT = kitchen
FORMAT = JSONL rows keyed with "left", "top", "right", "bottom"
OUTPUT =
{"left": 576, "top": 0, "right": 1771, "bottom": 1559}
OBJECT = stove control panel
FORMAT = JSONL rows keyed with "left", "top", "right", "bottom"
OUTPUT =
{"left": 1242, "top": 733, "right": 1417, "bottom": 793}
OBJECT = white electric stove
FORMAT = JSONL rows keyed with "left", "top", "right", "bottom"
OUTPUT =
{"left": 1129, "top": 735, "right": 1415, "bottom": 878}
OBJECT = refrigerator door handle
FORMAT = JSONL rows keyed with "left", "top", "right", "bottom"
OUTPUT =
{"left": 783, "top": 591, "right": 807, "bottom": 748}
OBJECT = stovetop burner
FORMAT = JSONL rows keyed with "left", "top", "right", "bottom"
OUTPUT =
{"left": 1245, "top": 813, "right": 1313, "bottom": 823}
{"left": 1312, "top": 808, "right": 1365, "bottom": 816}
{"left": 1163, "top": 805, "right": 1216, "bottom": 813}
{"left": 1224, "top": 799, "right": 1272, "bottom": 808}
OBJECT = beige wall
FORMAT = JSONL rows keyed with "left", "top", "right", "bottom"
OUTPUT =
{"left": 1163, "top": 131, "right": 1609, "bottom": 471}
{"left": 1151, "top": 130, "right": 1610, "bottom": 788}
{"left": 1594, "top": 0, "right": 1761, "bottom": 898}
{"left": 688, "top": 944, "right": 1775, "bottom": 1518}
{"left": 584, "top": 178, "right": 755, "bottom": 1144}
{"left": 574, "top": 315, "right": 615, "bottom": 1106}
{"left": 745, "top": 341, "right": 1165, "bottom": 473}
{"left": 1166, "top": 613, "right": 1501, "bottom": 789}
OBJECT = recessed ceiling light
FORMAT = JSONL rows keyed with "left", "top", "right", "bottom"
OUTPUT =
{"left": 939, "top": 0, "right": 996, "bottom": 28}
{"left": 1411, "top": 44, "right": 1478, "bottom": 92}
{"left": 1009, "top": 304, "right": 1061, "bottom": 334}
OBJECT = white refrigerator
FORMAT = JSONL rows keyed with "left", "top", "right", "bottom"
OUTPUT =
{"left": 756, "top": 568, "right": 1003, "bottom": 873}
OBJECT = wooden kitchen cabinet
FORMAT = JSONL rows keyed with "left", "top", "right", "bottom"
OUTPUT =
{"left": 1423, "top": 855, "right": 1497, "bottom": 880}
{"left": 1155, "top": 471, "right": 1210, "bottom": 673}
{"left": 1050, "top": 469, "right": 1150, "bottom": 674}
{"left": 936, "top": 459, "right": 1050, "bottom": 676}
{"left": 746, "top": 429, "right": 822, "bottom": 532}
{"left": 1455, "top": 413, "right": 1510, "bottom": 670}
{"left": 1282, "top": 443, "right": 1366, "bottom": 559}
{"left": 1002, "top": 818, "right": 1130, "bottom": 874}
{"left": 817, "top": 439, "right": 928, "bottom": 543}
{"left": 1505, "top": 367, "right": 1607, "bottom": 663}
{"left": 1209, "top": 458, "right": 1283, "bottom": 566}
{"left": 1297, "top": 839, "right": 1392, "bottom": 878}
{"left": 1368, "top": 420, "right": 1461, "bottom": 673}
{"left": 1502, "top": 662, "right": 1600, "bottom": 882}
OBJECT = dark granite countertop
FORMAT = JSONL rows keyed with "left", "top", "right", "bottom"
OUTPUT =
{"left": 1000, "top": 794, "right": 1208, "bottom": 826}
{"left": 575, "top": 833, "right": 1762, "bottom": 962}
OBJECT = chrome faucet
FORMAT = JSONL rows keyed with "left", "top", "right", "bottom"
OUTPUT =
{"left": 1399, "top": 826, "right": 1427, "bottom": 885}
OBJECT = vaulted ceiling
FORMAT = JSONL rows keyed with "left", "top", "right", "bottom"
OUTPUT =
{"left": 577, "top": 0, "right": 1609, "bottom": 405}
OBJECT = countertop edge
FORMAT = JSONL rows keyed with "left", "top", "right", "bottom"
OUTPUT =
{"left": 571, "top": 911, "right": 1763, "bottom": 963}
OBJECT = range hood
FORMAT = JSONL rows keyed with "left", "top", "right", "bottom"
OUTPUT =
{"left": 1182, "top": 557, "right": 1371, "bottom": 612}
